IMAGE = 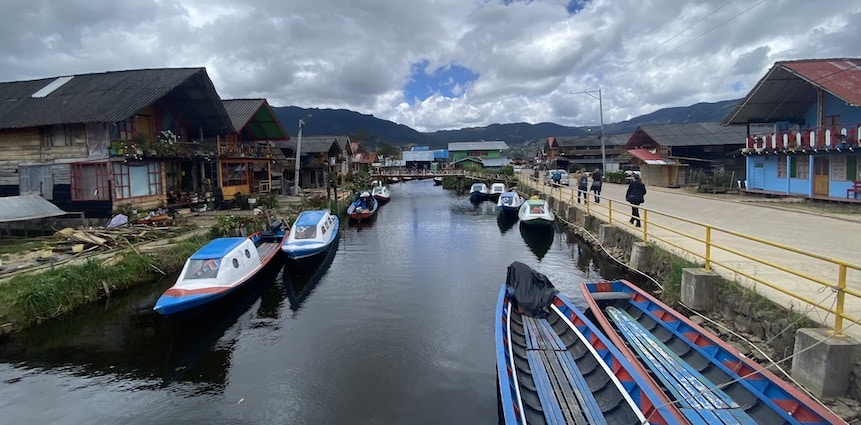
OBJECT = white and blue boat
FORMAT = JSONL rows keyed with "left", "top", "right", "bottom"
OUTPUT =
{"left": 281, "top": 210, "right": 339, "bottom": 265}
{"left": 469, "top": 182, "right": 490, "bottom": 203}
{"left": 153, "top": 222, "right": 286, "bottom": 318}
{"left": 488, "top": 182, "right": 506, "bottom": 201}
{"left": 496, "top": 191, "right": 525, "bottom": 216}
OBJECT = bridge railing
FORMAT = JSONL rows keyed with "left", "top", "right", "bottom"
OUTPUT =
{"left": 521, "top": 176, "right": 861, "bottom": 337}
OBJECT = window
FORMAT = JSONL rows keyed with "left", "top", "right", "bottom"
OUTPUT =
{"left": 40, "top": 124, "right": 86, "bottom": 147}
{"left": 221, "top": 161, "right": 249, "bottom": 187}
{"left": 110, "top": 118, "right": 134, "bottom": 140}
{"left": 112, "top": 161, "right": 163, "bottom": 199}
{"left": 71, "top": 162, "right": 110, "bottom": 201}
{"left": 788, "top": 156, "right": 809, "bottom": 179}
{"left": 777, "top": 157, "right": 786, "bottom": 178}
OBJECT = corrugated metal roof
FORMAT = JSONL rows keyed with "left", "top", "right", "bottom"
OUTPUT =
{"left": 481, "top": 157, "right": 511, "bottom": 167}
{"left": 222, "top": 98, "right": 289, "bottom": 140}
{"left": 448, "top": 141, "right": 509, "bottom": 151}
{"left": 0, "top": 68, "right": 233, "bottom": 134}
{"left": 0, "top": 195, "right": 68, "bottom": 223}
{"left": 282, "top": 136, "right": 344, "bottom": 154}
{"left": 626, "top": 122, "right": 746, "bottom": 148}
{"left": 724, "top": 58, "right": 861, "bottom": 125}
{"left": 628, "top": 149, "right": 675, "bottom": 165}
{"left": 551, "top": 134, "right": 628, "bottom": 147}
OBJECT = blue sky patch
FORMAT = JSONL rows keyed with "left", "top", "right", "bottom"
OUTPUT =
{"left": 404, "top": 60, "right": 479, "bottom": 103}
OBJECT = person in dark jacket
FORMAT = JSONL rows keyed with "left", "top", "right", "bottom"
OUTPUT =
{"left": 575, "top": 168, "right": 588, "bottom": 203}
{"left": 625, "top": 174, "right": 646, "bottom": 227}
{"left": 590, "top": 168, "right": 603, "bottom": 203}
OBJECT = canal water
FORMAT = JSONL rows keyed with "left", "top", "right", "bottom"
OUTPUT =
{"left": 0, "top": 179, "right": 619, "bottom": 424}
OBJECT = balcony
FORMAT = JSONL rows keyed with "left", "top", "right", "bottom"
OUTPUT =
{"left": 744, "top": 123, "right": 861, "bottom": 153}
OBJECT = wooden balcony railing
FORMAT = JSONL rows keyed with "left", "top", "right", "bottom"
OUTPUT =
{"left": 745, "top": 123, "right": 861, "bottom": 152}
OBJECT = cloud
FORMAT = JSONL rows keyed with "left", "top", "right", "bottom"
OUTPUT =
{"left": 1, "top": 0, "right": 858, "bottom": 133}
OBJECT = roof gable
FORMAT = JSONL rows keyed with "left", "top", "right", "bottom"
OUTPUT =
{"left": 223, "top": 98, "right": 289, "bottom": 140}
{"left": 724, "top": 58, "right": 861, "bottom": 125}
{"left": 625, "top": 122, "right": 745, "bottom": 149}
{"left": 0, "top": 68, "right": 232, "bottom": 134}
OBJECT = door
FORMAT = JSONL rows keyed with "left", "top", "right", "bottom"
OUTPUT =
{"left": 813, "top": 156, "right": 829, "bottom": 196}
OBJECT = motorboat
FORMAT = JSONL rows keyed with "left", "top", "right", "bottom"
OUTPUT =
{"left": 468, "top": 182, "right": 490, "bottom": 203}
{"left": 496, "top": 191, "right": 525, "bottom": 216}
{"left": 488, "top": 182, "right": 506, "bottom": 201}
{"left": 517, "top": 196, "right": 554, "bottom": 225}
{"left": 496, "top": 262, "right": 683, "bottom": 425}
{"left": 346, "top": 191, "right": 379, "bottom": 222}
{"left": 281, "top": 210, "right": 339, "bottom": 266}
{"left": 153, "top": 221, "right": 286, "bottom": 317}
{"left": 371, "top": 183, "right": 391, "bottom": 205}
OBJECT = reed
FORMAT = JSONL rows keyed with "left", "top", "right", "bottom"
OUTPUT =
{"left": 0, "top": 236, "right": 206, "bottom": 331}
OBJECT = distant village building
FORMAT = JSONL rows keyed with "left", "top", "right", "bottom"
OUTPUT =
{"left": 542, "top": 134, "right": 627, "bottom": 172}
{"left": 448, "top": 141, "right": 510, "bottom": 169}
{"left": 723, "top": 58, "right": 861, "bottom": 201}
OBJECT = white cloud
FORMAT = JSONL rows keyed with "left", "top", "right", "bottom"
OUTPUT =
{"left": 1, "top": 0, "right": 858, "bottom": 133}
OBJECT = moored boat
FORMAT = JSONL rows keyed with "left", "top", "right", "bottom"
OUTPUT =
{"left": 346, "top": 191, "right": 379, "bottom": 222}
{"left": 371, "top": 183, "right": 391, "bottom": 204}
{"left": 281, "top": 210, "right": 339, "bottom": 266}
{"left": 469, "top": 182, "right": 490, "bottom": 203}
{"left": 488, "top": 182, "right": 506, "bottom": 201}
{"left": 153, "top": 221, "right": 286, "bottom": 318}
{"left": 497, "top": 191, "right": 525, "bottom": 216}
{"left": 433, "top": 176, "right": 443, "bottom": 186}
{"left": 518, "top": 196, "right": 554, "bottom": 225}
{"left": 496, "top": 262, "right": 684, "bottom": 425}
{"left": 581, "top": 279, "right": 847, "bottom": 425}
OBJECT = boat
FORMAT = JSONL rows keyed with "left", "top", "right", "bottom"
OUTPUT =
{"left": 433, "top": 176, "right": 443, "bottom": 186}
{"left": 496, "top": 262, "right": 684, "bottom": 425}
{"left": 371, "top": 183, "right": 391, "bottom": 205}
{"left": 496, "top": 191, "right": 525, "bottom": 216}
{"left": 469, "top": 182, "right": 490, "bottom": 203}
{"left": 581, "top": 279, "right": 846, "bottom": 425}
{"left": 281, "top": 210, "right": 339, "bottom": 266}
{"left": 346, "top": 191, "right": 379, "bottom": 222}
{"left": 488, "top": 182, "right": 506, "bottom": 201}
{"left": 153, "top": 221, "right": 287, "bottom": 317}
{"left": 518, "top": 196, "right": 554, "bottom": 225}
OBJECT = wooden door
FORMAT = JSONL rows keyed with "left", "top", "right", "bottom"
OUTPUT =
{"left": 813, "top": 156, "right": 829, "bottom": 196}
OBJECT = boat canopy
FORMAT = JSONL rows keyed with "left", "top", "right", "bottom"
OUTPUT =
{"left": 295, "top": 210, "right": 326, "bottom": 227}
{"left": 190, "top": 237, "right": 247, "bottom": 259}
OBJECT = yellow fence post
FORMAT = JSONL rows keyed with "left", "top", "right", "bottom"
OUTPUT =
{"left": 608, "top": 199, "right": 613, "bottom": 224}
{"left": 642, "top": 210, "right": 648, "bottom": 243}
{"left": 704, "top": 226, "right": 712, "bottom": 271}
{"left": 834, "top": 265, "right": 847, "bottom": 336}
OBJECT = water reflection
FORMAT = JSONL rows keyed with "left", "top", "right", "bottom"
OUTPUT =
{"left": 519, "top": 222, "right": 555, "bottom": 260}
{"left": 283, "top": 237, "right": 340, "bottom": 316}
{"left": 496, "top": 212, "right": 518, "bottom": 234}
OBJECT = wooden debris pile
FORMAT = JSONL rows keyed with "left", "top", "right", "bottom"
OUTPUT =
{"left": 52, "top": 224, "right": 194, "bottom": 255}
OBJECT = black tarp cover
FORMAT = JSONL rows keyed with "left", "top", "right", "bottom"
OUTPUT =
{"left": 505, "top": 261, "right": 558, "bottom": 317}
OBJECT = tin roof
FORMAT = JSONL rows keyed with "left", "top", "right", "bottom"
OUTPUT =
{"left": 222, "top": 99, "right": 288, "bottom": 141}
{"left": 625, "top": 122, "right": 746, "bottom": 148}
{"left": 0, "top": 195, "right": 68, "bottom": 223}
{"left": 0, "top": 68, "right": 233, "bottom": 134}
{"left": 448, "top": 141, "right": 509, "bottom": 151}
{"left": 723, "top": 58, "right": 861, "bottom": 125}
{"left": 628, "top": 149, "right": 675, "bottom": 165}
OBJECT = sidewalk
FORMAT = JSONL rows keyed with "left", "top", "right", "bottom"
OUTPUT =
{"left": 522, "top": 177, "right": 861, "bottom": 339}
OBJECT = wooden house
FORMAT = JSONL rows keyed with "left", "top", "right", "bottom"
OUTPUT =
{"left": 448, "top": 141, "right": 510, "bottom": 169}
{"left": 0, "top": 68, "right": 233, "bottom": 218}
{"left": 280, "top": 136, "right": 344, "bottom": 190}
{"left": 219, "top": 99, "right": 290, "bottom": 200}
{"left": 619, "top": 122, "right": 746, "bottom": 187}
{"left": 543, "top": 134, "right": 627, "bottom": 171}
{"left": 723, "top": 58, "right": 861, "bottom": 200}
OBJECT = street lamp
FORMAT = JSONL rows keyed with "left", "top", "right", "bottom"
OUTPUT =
{"left": 293, "top": 114, "right": 311, "bottom": 196}
{"left": 573, "top": 89, "right": 605, "bottom": 172}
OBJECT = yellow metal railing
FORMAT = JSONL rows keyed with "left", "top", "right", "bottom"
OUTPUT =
{"left": 520, "top": 176, "right": 861, "bottom": 336}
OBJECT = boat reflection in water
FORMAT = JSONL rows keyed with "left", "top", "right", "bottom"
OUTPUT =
{"left": 519, "top": 221, "right": 554, "bottom": 260}
{"left": 283, "top": 237, "right": 340, "bottom": 315}
{"left": 496, "top": 212, "right": 518, "bottom": 234}
{"left": 162, "top": 263, "right": 285, "bottom": 384}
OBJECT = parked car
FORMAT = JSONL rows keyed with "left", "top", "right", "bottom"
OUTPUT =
{"left": 513, "top": 165, "right": 523, "bottom": 173}
{"left": 543, "top": 169, "right": 570, "bottom": 186}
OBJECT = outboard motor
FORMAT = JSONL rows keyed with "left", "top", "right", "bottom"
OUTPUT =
{"left": 270, "top": 219, "right": 285, "bottom": 233}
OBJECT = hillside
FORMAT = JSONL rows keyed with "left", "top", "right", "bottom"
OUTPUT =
{"left": 271, "top": 98, "right": 741, "bottom": 148}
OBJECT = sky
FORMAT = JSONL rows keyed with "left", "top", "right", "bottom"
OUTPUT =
{"left": 2, "top": 0, "right": 859, "bottom": 133}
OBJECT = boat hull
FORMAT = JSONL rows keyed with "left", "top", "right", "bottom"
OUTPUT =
{"left": 518, "top": 199, "right": 555, "bottom": 225}
{"left": 581, "top": 279, "right": 846, "bottom": 425}
{"left": 496, "top": 262, "right": 682, "bottom": 425}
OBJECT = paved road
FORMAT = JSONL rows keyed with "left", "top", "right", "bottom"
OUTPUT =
{"left": 520, "top": 176, "right": 861, "bottom": 339}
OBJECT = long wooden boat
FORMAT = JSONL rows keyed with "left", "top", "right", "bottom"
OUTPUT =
{"left": 496, "top": 262, "right": 686, "bottom": 425}
{"left": 281, "top": 210, "right": 339, "bottom": 266}
{"left": 581, "top": 279, "right": 847, "bottom": 425}
{"left": 153, "top": 223, "right": 286, "bottom": 317}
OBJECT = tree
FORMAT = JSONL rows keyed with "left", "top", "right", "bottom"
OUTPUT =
{"left": 376, "top": 141, "right": 401, "bottom": 159}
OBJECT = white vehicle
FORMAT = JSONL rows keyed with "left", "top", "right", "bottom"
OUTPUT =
{"left": 543, "top": 169, "right": 570, "bottom": 186}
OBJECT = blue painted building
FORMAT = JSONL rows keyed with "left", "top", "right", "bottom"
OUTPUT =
{"left": 723, "top": 58, "right": 861, "bottom": 200}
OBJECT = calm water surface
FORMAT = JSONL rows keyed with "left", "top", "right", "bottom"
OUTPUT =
{"left": 0, "top": 180, "right": 617, "bottom": 424}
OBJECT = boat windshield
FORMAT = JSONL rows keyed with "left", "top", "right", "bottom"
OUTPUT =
{"left": 294, "top": 225, "right": 317, "bottom": 240}
{"left": 470, "top": 184, "right": 483, "bottom": 191}
{"left": 531, "top": 205, "right": 545, "bottom": 214}
{"left": 184, "top": 259, "right": 221, "bottom": 280}
{"left": 501, "top": 195, "right": 514, "bottom": 206}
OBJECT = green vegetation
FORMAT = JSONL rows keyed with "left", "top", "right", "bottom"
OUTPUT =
{"left": 0, "top": 235, "right": 208, "bottom": 330}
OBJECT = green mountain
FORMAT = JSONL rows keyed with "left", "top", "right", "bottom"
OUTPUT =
{"left": 271, "top": 98, "right": 741, "bottom": 148}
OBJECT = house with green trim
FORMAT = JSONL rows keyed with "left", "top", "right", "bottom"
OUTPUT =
{"left": 448, "top": 141, "right": 510, "bottom": 169}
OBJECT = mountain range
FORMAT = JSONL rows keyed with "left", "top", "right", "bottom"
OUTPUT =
{"left": 271, "top": 98, "right": 741, "bottom": 149}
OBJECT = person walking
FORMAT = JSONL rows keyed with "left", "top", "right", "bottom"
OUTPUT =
{"left": 575, "top": 168, "right": 588, "bottom": 203}
{"left": 590, "top": 168, "right": 603, "bottom": 203}
{"left": 625, "top": 174, "right": 646, "bottom": 227}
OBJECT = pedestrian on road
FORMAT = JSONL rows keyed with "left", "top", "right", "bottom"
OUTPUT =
{"left": 625, "top": 174, "right": 646, "bottom": 227}
{"left": 576, "top": 168, "right": 588, "bottom": 203}
{"left": 590, "top": 168, "right": 603, "bottom": 203}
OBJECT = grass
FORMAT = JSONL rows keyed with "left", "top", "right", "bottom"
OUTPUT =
{"left": 0, "top": 235, "right": 206, "bottom": 330}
